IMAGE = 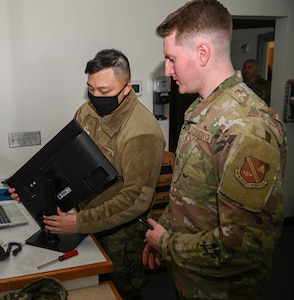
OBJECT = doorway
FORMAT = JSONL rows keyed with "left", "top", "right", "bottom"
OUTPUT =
{"left": 257, "top": 32, "right": 275, "bottom": 81}
{"left": 169, "top": 80, "right": 197, "bottom": 153}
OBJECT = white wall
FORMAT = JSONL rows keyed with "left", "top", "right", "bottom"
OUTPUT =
{"left": 1, "top": 0, "right": 294, "bottom": 217}
{"left": 0, "top": 0, "right": 184, "bottom": 179}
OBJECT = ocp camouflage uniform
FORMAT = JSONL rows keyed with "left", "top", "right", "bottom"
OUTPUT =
{"left": 158, "top": 71, "right": 286, "bottom": 300}
{"left": 244, "top": 75, "right": 271, "bottom": 106}
{"left": 0, "top": 277, "right": 68, "bottom": 300}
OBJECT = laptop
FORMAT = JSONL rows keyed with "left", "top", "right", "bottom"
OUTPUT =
{"left": 0, "top": 201, "right": 28, "bottom": 229}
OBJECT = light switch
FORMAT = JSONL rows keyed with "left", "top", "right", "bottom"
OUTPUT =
{"left": 8, "top": 131, "right": 41, "bottom": 148}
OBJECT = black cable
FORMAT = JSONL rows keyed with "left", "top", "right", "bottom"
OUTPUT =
{"left": 124, "top": 240, "right": 160, "bottom": 292}
{"left": 0, "top": 242, "right": 22, "bottom": 260}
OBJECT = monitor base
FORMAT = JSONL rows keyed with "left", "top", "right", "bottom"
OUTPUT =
{"left": 26, "top": 229, "right": 87, "bottom": 253}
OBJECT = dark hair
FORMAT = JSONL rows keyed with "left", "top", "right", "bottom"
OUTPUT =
{"left": 85, "top": 49, "right": 131, "bottom": 80}
{"left": 243, "top": 58, "right": 258, "bottom": 66}
{"left": 156, "top": 0, "right": 232, "bottom": 43}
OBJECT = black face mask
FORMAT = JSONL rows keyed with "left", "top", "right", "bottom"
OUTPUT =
{"left": 88, "top": 83, "right": 128, "bottom": 116}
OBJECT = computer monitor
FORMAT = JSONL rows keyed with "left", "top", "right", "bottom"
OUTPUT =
{"left": 7, "top": 119, "right": 118, "bottom": 252}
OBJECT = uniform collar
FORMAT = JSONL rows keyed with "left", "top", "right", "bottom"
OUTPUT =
{"left": 197, "top": 71, "right": 242, "bottom": 100}
{"left": 214, "top": 70, "right": 243, "bottom": 93}
{"left": 185, "top": 71, "right": 243, "bottom": 122}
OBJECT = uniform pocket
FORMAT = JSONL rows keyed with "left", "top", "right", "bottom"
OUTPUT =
{"left": 173, "top": 128, "right": 215, "bottom": 200}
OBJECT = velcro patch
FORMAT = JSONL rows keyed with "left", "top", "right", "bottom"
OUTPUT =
{"left": 189, "top": 125, "right": 213, "bottom": 144}
{"left": 218, "top": 133, "right": 279, "bottom": 212}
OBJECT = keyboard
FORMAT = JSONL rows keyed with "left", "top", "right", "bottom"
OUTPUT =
{"left": 0, "top": 205, "right": 11, "bottom": 224}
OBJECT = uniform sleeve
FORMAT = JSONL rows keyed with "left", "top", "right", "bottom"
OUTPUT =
{"left": 159, "top": 119, "right": 286, "bottom": 276}
{"left": 77, "top": 134, "right": 165, "bottom": 233}
{"left": 158, "top": 204, "right": 171, "bottom": 229}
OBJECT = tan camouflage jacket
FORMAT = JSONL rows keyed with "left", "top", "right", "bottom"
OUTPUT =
{"left": 74, "top": 89, "right": 165, "bottom": 233}
{"left": 158, "top": 72, "right": 287, "bottom": 299}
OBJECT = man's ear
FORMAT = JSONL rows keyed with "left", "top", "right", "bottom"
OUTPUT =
{"left": 124, "top": 82, "right": 133, "bottom": 95}
{"left": 197, "top": 42, "right": 210, "bottom": 67}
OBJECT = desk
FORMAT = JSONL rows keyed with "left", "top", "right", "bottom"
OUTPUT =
{"left": 0, "top": 201, "right": 113, "bottom": 295}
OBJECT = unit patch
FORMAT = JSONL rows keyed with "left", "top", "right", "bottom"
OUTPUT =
{"left": 235, "top": 156, "right": 269, "bottom": 188}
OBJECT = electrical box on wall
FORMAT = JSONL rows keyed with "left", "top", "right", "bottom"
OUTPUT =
{"left": 131, "top": 81, "right": 142, "bottom": 96}
{"left": 283, "top": 79, "right": 294, "bottom": 122}
{"left": 8, "top": 131, "right": 41, "bottom": 148}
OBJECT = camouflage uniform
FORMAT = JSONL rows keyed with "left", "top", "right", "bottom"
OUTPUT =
{"left": 0, "top": 277, "right": 68, "bottom": 300}
{"left": 244, "top": 76, "right": 271, "bottom": 106}
{"left": 158, "top": 71, "right": 286, "bottom": 300}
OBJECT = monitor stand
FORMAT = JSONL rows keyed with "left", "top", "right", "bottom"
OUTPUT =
{"left": 25, "top": 173, "right": 87, "bottom": 253}
{"left": 26, "top": 229, "right": 87, "bottom": 253}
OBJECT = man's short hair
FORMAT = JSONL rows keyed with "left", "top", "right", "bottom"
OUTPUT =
{"left": 85, "top": 49, "right": 131, "bottom": 81}
{"left": 156, "top": 0, "right": 232, "bottom": 44}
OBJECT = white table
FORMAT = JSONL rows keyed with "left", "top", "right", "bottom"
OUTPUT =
{"left": 0, "top": 201, "right": 113, "bottom": 295}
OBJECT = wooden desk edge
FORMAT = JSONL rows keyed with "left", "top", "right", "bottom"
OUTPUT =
{"left": 0, "top": 234, "right": 113, "bottom": 291}
{"left": 102, "top": 281, "right": 122, "bottom": 300}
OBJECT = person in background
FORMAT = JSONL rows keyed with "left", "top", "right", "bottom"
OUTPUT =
{"left": 142, "top": 1, "right": 287, "bottom": 300}
{"left": 242, "top": 58, "right": 271, "bottom": 105}
{"left": 10, "top": 48, "right": 165, "bottom": 300}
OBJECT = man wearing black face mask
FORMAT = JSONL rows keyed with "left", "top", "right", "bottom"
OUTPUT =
{"left": 88, "top": 82, "right": 128, "bottom": 116}
{"left": 41, "top": 49, "right": 166, "bottom": 299}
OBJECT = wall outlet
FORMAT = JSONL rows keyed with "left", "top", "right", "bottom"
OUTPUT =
{"left": 8, "top": 131, "right": 41, "bottom": 148}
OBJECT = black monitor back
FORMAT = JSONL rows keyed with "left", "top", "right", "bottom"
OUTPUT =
{"left": 7, "top": 119, "right": 118, "bottom": 229}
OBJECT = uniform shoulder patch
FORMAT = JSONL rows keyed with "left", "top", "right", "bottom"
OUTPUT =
{"left": 235, "top": 156, "right": 269, "bottom": 188}
{"left": 218, "top": 133, "right": 280, "bottom": 212}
